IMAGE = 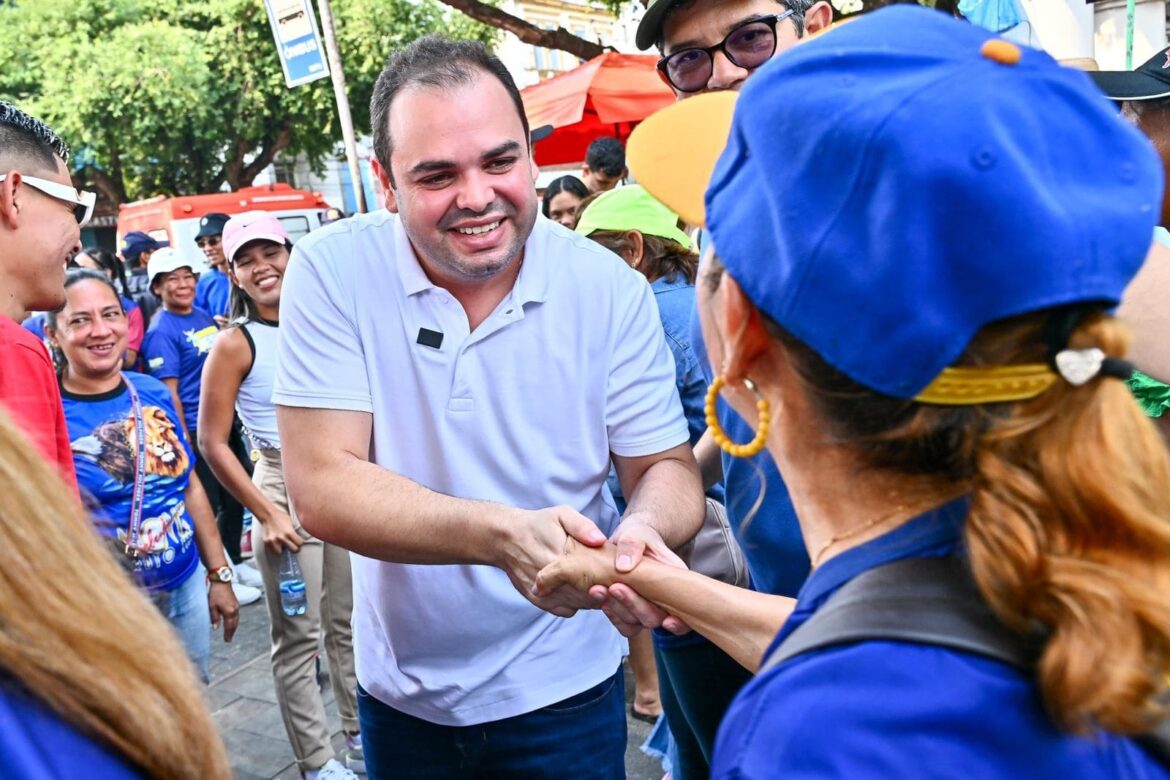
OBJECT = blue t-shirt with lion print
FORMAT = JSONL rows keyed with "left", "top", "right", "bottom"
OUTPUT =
{"left": 61, "top": 372, "right": 199, "bottom": 592}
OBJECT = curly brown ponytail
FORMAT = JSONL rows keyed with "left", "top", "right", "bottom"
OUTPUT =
{"left": 964, "top": 313, "right": 1170, "bottom": 734}
{"left": 763, "top": 305, "right": 1170, "bottom": 735}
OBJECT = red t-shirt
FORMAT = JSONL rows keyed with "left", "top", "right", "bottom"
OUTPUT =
{"left": 0, "top": 317, "right": 79, "bottom": 492}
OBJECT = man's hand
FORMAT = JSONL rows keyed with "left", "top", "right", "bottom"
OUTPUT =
{"left": 261, "top": 508, "right": 304, "bottom": 555}
{"left": 610, "top": 514, "right": 686, "bottom": 573}
{"left": 589, "top": 515, "right": 692, "bottom": 637}
{"left": 591, "top": 583, "right": 692, "bottom": 638}
{"left": 208, "top": 581, "right": 240, "bottom": 642}
{"left": 497, "top": 506, "right": 607, "bottom": 618}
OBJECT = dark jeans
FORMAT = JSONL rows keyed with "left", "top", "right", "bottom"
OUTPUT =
{"left": 357, "top": 668, "right": 627, "bottom": 779}
{"left": 190, "top": 433, "right": 247, "bottom": 564}
{"left": 656, "top": 640, "right": 753, "bottom": 780}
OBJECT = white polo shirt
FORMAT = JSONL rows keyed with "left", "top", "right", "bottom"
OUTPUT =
{"left": 273, "top": 210, "right": 688, "bottom": 726}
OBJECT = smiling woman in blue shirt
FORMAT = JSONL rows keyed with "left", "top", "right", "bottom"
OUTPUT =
{"left": 538, "top": 8, "right": 1170, "bottom": 777}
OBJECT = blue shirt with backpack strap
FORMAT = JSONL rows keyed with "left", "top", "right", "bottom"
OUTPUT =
{"left": 711, "top": 500, "right": 1168, "bottom": 778}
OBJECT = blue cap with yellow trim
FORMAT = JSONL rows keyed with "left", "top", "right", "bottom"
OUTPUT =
{"left": 629, "top": 6, "right": 1162, "bottom": 402}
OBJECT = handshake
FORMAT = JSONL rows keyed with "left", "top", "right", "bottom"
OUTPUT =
{"left": 499, "top": 504, "right": 692, "bottom": 637}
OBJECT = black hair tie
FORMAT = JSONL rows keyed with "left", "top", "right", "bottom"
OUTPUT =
{"left": 1100, "top": 356, "right": 1135, "bottom": 381}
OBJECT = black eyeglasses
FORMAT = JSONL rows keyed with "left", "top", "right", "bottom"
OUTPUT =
{"left": 657, "top": 11, "right": 795, "bottom": 93}
{"left": 196, "top": 235, "right": 221, "bottom": 248}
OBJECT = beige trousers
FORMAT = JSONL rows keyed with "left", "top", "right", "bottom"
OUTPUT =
{"left": 252, "top": 448, "right": 359, "bottom": 772}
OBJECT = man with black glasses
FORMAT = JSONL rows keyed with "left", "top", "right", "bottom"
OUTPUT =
{"left": 0, "top": 100, "right": 88, "bottom": 491}
{"left": 638, "top": 0, "right": 831, "bottom": 96}
{"left": 616, "top": 3, "right": 830, "bottom": 778}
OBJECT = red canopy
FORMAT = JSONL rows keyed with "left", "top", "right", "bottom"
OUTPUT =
{"left": 521, "top": 52, "right": 675, "bottom": 167}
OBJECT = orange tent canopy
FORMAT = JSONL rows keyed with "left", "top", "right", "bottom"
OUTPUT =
{"left": 521, "top": 52, "right": 675, "bottom": 167}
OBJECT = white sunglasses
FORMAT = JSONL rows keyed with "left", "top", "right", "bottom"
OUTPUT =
{"left": 0, "top": 173, "right": 96, "bottom": 226}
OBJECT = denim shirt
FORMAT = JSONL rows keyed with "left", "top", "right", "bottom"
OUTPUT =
{"left": 650, "top": 276, "right": 713, "bottom": 452}
{"left": 608, "top": 274, "right": 723, "bottom": 511}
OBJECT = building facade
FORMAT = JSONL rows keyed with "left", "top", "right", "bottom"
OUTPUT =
{"left": 494, "top": 0, "right": 641, "bottom": 88}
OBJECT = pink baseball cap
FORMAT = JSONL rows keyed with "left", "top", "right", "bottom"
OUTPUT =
{"left": 222, "top": 211, "right": 289, "bottom": 263}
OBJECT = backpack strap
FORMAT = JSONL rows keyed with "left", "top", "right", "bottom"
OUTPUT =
{"left": 760, "top": 556, "right": 1038, "bottom": 676}
{"left": 757, "top": 555, "right": 1170, "bottom": 767}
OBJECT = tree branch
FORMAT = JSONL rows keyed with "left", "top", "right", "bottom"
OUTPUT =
{"left": 238, "top": 124, "right": 293, "bottom": 186}
{"left": 221, "top": 137, "right": 252, "bottom": 191}
{"left": 90, "top": 142, "right": 128, "bottom": 203}
{"left": 436, "top": 0, "right": 607, "bottom": 60}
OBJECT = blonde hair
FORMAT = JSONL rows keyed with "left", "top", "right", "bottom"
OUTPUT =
{"left": 769, "top": 308, "right": 1170, "bottom": 734}
{"left": 0, "top": 412, "right": 230, "bottom": 778}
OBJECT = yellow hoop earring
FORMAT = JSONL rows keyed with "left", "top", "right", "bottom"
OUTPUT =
{"left": 705, "top": 375, "right": 770, "bottom": 458}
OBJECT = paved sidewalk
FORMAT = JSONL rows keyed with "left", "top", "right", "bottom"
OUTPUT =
{"left": 206, "top": 599, "right": 664, "bottom": 779}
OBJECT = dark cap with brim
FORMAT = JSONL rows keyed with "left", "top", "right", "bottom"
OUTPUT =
{"left": 1089, "top": 46, "right": 1170, "bottom": 100}
{"left": 636, "top": 0, "right": 681, "bottom": 50}
{"left": 195, "top": 212, "right": 231, "bottom": 239}
{"left": 120, "top": 231, "right": 167, "bottom": 262}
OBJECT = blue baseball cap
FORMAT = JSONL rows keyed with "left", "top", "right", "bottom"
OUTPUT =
{"left": 630, "top": 7, "right": 1162, "bottom": 401}
{"left": 119, "top": 231, "right": 167, "bottom": 263}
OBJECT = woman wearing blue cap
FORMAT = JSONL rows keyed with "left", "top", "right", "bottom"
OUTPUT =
{"left": 539, "top": 7, "right": 1170, "bottom": 777}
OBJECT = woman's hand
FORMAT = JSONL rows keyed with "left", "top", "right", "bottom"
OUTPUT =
{"left": 208, "top": 581, "right": 240, "bottom": 642}
{"left": 536, "top": 538, "right": 622, "bottom": 597}
{"left": 262, "top": 509, "right": 303, "bottom": 554}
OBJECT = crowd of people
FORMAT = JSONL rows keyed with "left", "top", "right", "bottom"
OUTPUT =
{"left": 2, "top": 0, "right": 1170, "bottom": 778}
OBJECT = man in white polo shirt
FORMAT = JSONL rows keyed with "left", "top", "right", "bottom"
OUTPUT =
{"left": 274, "top": 36, "right": 704, "bottom": 778}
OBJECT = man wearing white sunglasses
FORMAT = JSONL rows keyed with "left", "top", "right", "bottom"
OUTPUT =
{"left": 0, "top": 100, "right": 87, "bottom": 491}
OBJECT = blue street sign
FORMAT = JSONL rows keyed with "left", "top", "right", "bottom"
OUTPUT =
{"left": 262, "top": 0, "right": 331, "bottom": 88}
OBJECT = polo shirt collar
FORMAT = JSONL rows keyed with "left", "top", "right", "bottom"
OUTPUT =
{"left": 392, "top": 211, "right": 551, "bottom": 306}
{"left": 393, "top": 217, "right": 437, "bottom": 297}
{"left": 511, "top": 218, "right": 552, "bottom": 307}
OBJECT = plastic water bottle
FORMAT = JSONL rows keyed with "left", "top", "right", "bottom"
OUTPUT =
{"left": 278, "top": 548, "right": 307, "bottom": 616}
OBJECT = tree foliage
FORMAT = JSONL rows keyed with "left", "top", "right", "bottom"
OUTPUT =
{"left": 0, "top": 0, "right": 497, "bottom": 201}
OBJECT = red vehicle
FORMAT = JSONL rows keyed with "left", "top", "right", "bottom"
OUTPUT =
{"left": 117, "top": 184, "right": 334, "bottom": 270}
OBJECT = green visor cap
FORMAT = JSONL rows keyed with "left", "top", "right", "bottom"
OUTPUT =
{"left": 574, "top": 184, "right": 694, "bottom": 250}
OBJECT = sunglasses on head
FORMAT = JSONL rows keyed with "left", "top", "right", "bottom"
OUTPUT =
{"left": 0, "top": 174, "right": 96, "bottom": 225}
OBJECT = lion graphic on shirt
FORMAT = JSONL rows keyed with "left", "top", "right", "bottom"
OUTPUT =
{"left": 131, "top": 406, "right": 189, "bottom": 478}
{"left": 71, "top": 405, "right": 189, "bottom": 483}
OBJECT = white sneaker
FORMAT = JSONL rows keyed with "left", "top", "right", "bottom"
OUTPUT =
{"left": 231, "top": 581, "right": 262, "bottom": 606}
{"left": 235, "top": 561, "right": 264, "bottom": 589}
{"left": 304, "top": 758, "right": 358, "bottom": 780}
{"left": 344, "top": 732, "right": 366, "bottom": 775}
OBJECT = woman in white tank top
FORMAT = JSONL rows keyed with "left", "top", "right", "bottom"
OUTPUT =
{"left": 198, "top": 212, "right": 363, "bottom": 780}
